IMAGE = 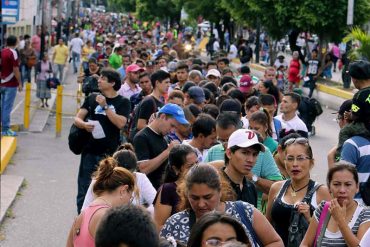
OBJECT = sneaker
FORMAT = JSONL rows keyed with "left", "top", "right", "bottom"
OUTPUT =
{"left": 2, "top": 129, "right": 17, "bottom": 137}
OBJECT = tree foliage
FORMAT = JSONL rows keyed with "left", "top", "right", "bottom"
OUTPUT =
{"left": 107, "top": 0, "right": 136, "bottom": 13}
{"left": 344, "top": 27, "right": 370, "bottom": 61}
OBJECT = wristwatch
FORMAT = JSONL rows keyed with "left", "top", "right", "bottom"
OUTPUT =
{"left": 102, "top": 105, "right": 109, "bottom": 110}
{"left": 252, "top": 174, "right": 259, "bottom": 184}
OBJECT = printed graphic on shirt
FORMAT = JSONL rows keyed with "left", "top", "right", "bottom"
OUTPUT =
{"left": 94, "top": 104, "right": 116, "bottom": 115}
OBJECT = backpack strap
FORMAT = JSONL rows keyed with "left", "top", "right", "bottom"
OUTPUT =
{"left": 302, "top": 180, "right": 321, "bottom": 204}
{"left": 277, "top": 180, "right": 291, "bottom": 200}
{"left": 235, "top": 201, "right": 262, "bottom": 247}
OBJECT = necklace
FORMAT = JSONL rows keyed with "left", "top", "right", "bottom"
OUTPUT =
{"left": 97, "top": 197, "right": 112, "bottom": 207}
{"left": 290, "top": 182, "right": 309, "bottom": 197}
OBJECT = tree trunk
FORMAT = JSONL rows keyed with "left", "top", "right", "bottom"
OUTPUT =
{"left": 215, "top": 22, "right": 224, "bottom": 50}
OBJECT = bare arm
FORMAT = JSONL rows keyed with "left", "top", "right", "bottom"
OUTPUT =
{"left": 13, "top": 66, "right": 22, "bottom": 90}
{"left": 138, "top": 148, "right": 170, "bottom": 174}
{"left": 95, "top": 94, "right": 127, "bottom": 129}
{"left": 154, "top": 189, "right": 173, "bottom": 232}
{"left": 327, "top": 146, "right": 337, "bottom": 169}
{"left": 137, "top": 118, "right": 148, "bottom": 131}
{"left": 253, "top": 208, "right": 284, "bottom": 247}
{"left": 265, "top": 181, "right": 282, "bottom": 222}
{"left": 300, "top": 216, "right": 319, "bottom": 247}
{"left": 253, "top": 177, "right": 276, "bottom": 194}
{"left": 74, "top": 108, "right": 94, "bottom": 132}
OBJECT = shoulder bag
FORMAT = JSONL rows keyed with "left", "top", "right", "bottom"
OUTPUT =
{"left": 313, "top": 201, "right": 331, "bottom": 247}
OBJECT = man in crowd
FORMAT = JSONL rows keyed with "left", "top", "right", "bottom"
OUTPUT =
{"left": 74, "top": 68, "right": 131, "bottom": 213}
{"left": 206, "top": 69, "right": 221, "bottom": 88}
{"left": 53, "top": 38, "right": 69, "bottom": 83}
{"left": 117, "top": 54, "right": 131, "bottom": 80}
{"left": 171, "top": 63, "right": 189, "bottom": 91}
{"left": 275, "top": 92, "right": 308, "bottom": 137}
{"left": 183, "top": 114, "right": 217, "bottom": 162}
{"left": 1, "top": 36, "right": 22, "bottom": 136}
{"left": 69, "top": 32, "right": 84, "bottom": 74}
{"left": 184, "top": 86, "right": 205, "bottom": 109}
{"left": 130, "top": 72, "right": 153, "bottom": 110}
{"left": 109, "top": 46, "right": 123, "bottom": 69}
{"left": 133, "top": 103, "right": 188, "bottom": 189}
{"left": 118, "top": 64, "right": 144, "bottom": 99}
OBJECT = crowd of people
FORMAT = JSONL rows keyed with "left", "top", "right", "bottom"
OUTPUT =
{"left": 1, "top": 12, "right": 370, "bottom": 247}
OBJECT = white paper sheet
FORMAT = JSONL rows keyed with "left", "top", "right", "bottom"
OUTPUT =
{"left": 88, "top": 120, "right": 106, "bottom": 139}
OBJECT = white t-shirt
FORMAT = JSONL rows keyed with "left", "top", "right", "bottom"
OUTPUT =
{"left": 213, "top": 41, "right": 220, "bottom": 52}
{"left": 81, "top": 172, "right": 156, "bottom": 212}
{"left": 228, "top": 44, "right": 238, "bottom": 60}
{"left": 274, "top": 60, "right": 288, "bottom": 69}
{"left": 275, "top": 114, "right": 308, "bottom": 133}
{"left": 69, "top": 37, "right": 84, "bottom": 54}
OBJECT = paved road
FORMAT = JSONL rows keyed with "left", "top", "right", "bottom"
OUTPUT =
{"left": 0, "top": 63, "right": 341, "bottom": 246}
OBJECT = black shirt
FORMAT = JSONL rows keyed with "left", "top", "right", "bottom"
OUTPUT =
{"left": 222, "top": 167, "right": 258, "bottom": 207}
{"left": 133, "top": 127, "right": 168, "bottom": 189}
{"left": 138, "top": 95, "right": 164, "bottom": 121}
{"left": 82, "top": 93, "right": 130, "bottom": 155}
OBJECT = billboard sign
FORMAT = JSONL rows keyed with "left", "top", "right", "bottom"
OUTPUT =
{"left": 1, "top": 0, "right": 20, "bottom": 24}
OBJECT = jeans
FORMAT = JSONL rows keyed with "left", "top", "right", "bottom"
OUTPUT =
{"left": 0, "top": 87, "right": 17, "bottom": 132}
{"left": 76, "top": 151, "right": 105, "bottom": 213}
{"left": 54, "top": 64, "right": 65, "bottom": 83}
{"left": 72, "top": 51, "right": 80, "bottom": 73}
{"left": 308, "top": 75, "right": 317, "bottom": 98}
{"left": 21, "top": 64, "right": 31, "bottom": 85}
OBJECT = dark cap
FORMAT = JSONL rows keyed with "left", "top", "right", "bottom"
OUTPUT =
{"left": 351, "top": 87, "right": 370, "bottom": 122}
{"left": 349, "top": 60, "right": 370, "bottom": 80}
{"left": 188, "top": 86, "right": 205, "bottom": 104}
{"left": 333, "top": 99, "right": 352, "bottom": 116}
{"left": 220, "top": 99, "right": 242, "bottom": 115}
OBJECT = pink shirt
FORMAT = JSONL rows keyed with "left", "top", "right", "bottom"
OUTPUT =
{"left": 332, "top": 45, "right": 340, "bottom": 58}
{"left": 73, "top": 204, "right": 110, "bottom": 247}
{"left": 31, "top": 35, "right": 41, "bottom": 52}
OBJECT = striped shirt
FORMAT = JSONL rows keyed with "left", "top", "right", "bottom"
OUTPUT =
{"left": 314, "top": 201, "right": 370, "bottom": 246}
{"left": 341, "top": 136, "right": 370, "bottom": 200}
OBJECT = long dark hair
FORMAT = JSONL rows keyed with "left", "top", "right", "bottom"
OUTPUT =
{"left": 162, "top": 144, "right": 197, "bottom": 183}
{"left": 187, "top": 212, "right": 251, "bottom": 247}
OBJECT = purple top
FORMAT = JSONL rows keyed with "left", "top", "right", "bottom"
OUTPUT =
{"left": 154, "top": 182, "right": 179, "bottom": 216}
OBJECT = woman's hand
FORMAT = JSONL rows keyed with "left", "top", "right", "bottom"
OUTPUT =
{"left": 297, "top": 202, "right": 311, "bottom": 221}
{"left": 329, "top": 198, "right": 347, "bottom": 224}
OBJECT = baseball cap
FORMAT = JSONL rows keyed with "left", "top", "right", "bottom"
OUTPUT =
{"left": 206, "top": 69, "right": 221, "bottom": 78}
{"left": 220, "top": 99, "right": 242, "bottom": 115}
{"left": 188, "top": 86, "right": 205, "bottom": 104}
{"left": 332, "top": 99, "right": 352, "bottom": 116}
{"left": 126, "top": 64, "right": 145, "bottom": 74}
{"left": 158, "top": 103, "right": 189, "bottom": 125}
{"left": 349, "top": 60, "right": 370, "bottom": 80}
{"left": 351, "top": 87, "right": 370, "bottom": 122}
{"left": 97, "top": 43, "right": 103, "bottom": 47}
{"left": 227, "top": 129, "right": 265, "bottom": 151}
{"left": 239, "top": 75, "right": 253, "bottom": 93}
{"left": 168, "top": 61, "right": 178, "bottom": 72}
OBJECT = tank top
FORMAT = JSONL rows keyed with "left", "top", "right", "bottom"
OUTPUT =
{"left": 270, "top": 180, "right": 316, "bottom": 246}
{"left": 73, "top": 204, "right": 110, "bottom": 247}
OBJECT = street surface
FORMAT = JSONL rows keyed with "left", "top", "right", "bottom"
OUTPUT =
{"left": 0, "top": 63, "right": 341, "bottom": 246}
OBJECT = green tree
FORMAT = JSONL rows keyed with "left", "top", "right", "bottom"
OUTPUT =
{"left": 107, "top": 0, "right": 136, "bottom": 13}
{"left": 136, "top": 0, "right": 182, "bottom": 25}
{"left": 343, "top": 27, "right": 370, "bottom": 61}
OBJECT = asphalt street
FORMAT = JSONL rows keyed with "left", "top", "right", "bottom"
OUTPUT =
{"left": 0, "top": 63, "right": 341, "bottom": 246}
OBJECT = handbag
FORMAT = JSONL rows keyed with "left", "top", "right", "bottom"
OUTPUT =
{"left": 46, "top": 74, "right": 60, "bottom": 89}
{"left": 314, "top": 201, "right": 331, "bottom": 247}
{"left": 287, "top": 181, "right": 319, "bottom": 247}
{"left": 235, "top": 201, "right": 263, "bottom": 247}
{"left": 68, "top": 94, "right": 96, "bottom": 155}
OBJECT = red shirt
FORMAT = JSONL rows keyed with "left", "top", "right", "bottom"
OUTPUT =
{"left": 1, "top": 48, "right": 20, "bottom": 87}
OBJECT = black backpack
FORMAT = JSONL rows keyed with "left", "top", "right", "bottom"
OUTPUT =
{"left": 287, "top": 180, "right": 320, "bottom": 247}
{"left": 309, "top": 98, "right": 323, "bottom": 117}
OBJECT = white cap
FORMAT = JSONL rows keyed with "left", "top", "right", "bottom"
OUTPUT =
{"left": 206, "top": 69, "right": 221, "bottom": 78}
{"left": 227, "top": 129, "right": 265, "bottom": 152}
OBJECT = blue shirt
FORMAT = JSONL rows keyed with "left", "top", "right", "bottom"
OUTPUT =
{"left": 116, "top": 66, "right": 126, "bottom": 81}
{"left": 341, "top": 136, "right": 370, "bottom": 199}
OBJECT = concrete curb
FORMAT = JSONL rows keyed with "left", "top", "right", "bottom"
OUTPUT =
{"left": 0, "top": 137, "right": 17, "bottom": 174}
{"left": 248, "top": 63, "right": 354, "bottom": 100}
{"left": 0, "top": 175, "right": 25, "bottom": 224}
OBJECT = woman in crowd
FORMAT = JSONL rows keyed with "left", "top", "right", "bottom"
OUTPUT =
{"left": 20, "top": 40, "right": 36, "bottom": 86}
{"left": 35, "top": 52, "right": 52, "bottom": 108}
{"left": 258, "top": 80, "right": 281, "bottom": 105}
{"left": 301, "top": 163, "right": 370, "bottom": 246}
{"left": 78, "top": 58, "right": 102, "bottom": 96}
{"left": 187, "top": 212, "right": 251, "bottom": 247}
{"left": 272, "top": 131, "right": 302, "bottom": 179}
{"left": 265, "top": 137, "right": 331, "bottom": 245}
{"left": 66, "top": 157, "right": 136, "bottom": 247}
{"left": 160, "top": 164, "right": 283, "bottom": 246}
{"left": 249, "top": 110, "right": 278, "bottom": 153}
{"left": 81, "top": 40, "right": 96, "bottom": 71}
{"left": 82, "top": 143, "right": 156, "bottom": 212}
{"left": 241, "top": 96, "right": 261, "bottom": 129}
{"left": 154, "top": 145, "right": 198, "bottom": 230}
{"left": 321, "top": 53, "right": 333, "bottom": 80}
{"left": 287, "top": 51, "right": 301, "bottom": 91}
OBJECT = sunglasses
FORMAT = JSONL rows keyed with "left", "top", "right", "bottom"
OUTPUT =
{"left": 284, "top": 137, "right": 309, "bottom": 147}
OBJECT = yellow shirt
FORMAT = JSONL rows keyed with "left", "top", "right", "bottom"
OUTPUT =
{"left": 81, "top": 46, "right": 95, "bottom": 62}
{"left": 54, "top": 45, "right": 69, "bottom": 65}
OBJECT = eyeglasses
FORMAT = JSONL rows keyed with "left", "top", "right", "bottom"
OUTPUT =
{"left": 284, "top": 137, "right": 309, "bottom": 147}
{"left": 285, "top": 155, "right": 311, "bottom": 163}
{"left": 204, "top": 239, "right": 236, "bottom": 246}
